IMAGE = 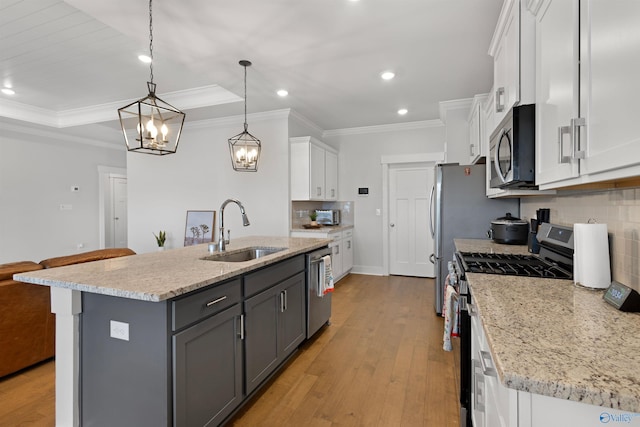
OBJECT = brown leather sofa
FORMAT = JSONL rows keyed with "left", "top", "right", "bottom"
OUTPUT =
{"left": 0, "top": 248, "right": 135, "bottom": 378}
{"left": 0, "top": 261, "right": 54, "bottom": 378}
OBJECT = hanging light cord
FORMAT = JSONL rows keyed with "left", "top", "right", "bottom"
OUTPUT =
{"left": 148, "top": 0, "right": 154, "bottom": 85}
{"left": 243, "top": 64, "right": 248, "bottom": 132}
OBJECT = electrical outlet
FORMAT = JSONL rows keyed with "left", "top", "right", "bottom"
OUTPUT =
{"left": 110, "top": 320, "right": 129, "bottom": 341}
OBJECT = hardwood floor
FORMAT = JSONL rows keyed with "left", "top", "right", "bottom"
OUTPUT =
{"left": 0, "top": 358, "right": 55, "bottom": 426}
{"left": 0, "top": 274, "right": 460, "bottom": 427}
{"left": 229, "top": 274, "right": 460, "bottom": 427}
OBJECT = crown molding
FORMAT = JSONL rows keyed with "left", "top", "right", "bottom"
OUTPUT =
{"left": 0, "top": 120, "right": 123, "bottom": 151}
{"left": 323, "top": 119, "right": 443, "bottom": 138}
{"left": 289, "top": 110, "right": 324, "bottom": 136}
{"left": 439, "top": 98, "right": 473, "bottom": 123}
{"left": 488, "top": 0, "right": 516, "bottom": 57}
{"left": 0, "top": 85, "right": 240, "bottom": 128}
{"left": 185, "top": 108, "right": 291, "bottom": 130}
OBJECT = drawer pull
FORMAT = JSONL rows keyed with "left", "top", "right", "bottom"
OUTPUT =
{"left": 206, "top": 296, "right": 227, "bottom": 307}
{"left": 479, "top": 350, "right": 497, "bottom": 377}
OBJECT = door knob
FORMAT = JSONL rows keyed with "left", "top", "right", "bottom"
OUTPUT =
{"left": 390, "top": 223, "right": 395, "bottom": 227}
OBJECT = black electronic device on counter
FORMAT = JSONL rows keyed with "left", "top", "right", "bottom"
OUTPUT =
{"left": 603, "top": 281, "right": 640, "bottom": 312}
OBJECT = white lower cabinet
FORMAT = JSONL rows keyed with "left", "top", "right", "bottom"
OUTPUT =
{"left": 471, "top": 304, "right": 640, "bottom": 427}
{"left": 328, "top": 232, "right": 343, "bottom": 280}
{"left": 290, "top": 228, "right": 353, "bottom": 282}
{"left": 471, "top": 305, "right": 517, "bottom": 427}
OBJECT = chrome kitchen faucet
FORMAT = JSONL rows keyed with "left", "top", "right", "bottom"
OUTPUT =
{"left": 217, "top": 199, "right": 250, "bottom": 251}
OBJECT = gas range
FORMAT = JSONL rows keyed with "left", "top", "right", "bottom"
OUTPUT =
{"left": 456, "top": 223, "right": 575, "bottom": 280}
{"left": 457, "top": 251, "right": 572, "bottom": 279}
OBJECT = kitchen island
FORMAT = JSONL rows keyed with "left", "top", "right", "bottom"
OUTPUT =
{"left": 455, "top": 239, "right": 640, "bottom": 425}
{"left": 15, "top": 236, "right": 330, "bottom": 427}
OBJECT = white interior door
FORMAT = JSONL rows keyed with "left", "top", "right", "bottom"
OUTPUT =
{"left": 389, "top": 166, "right": 434, "bottom": 277}
{"left": 111, "top": 176, "right": 128, "bottom": 248}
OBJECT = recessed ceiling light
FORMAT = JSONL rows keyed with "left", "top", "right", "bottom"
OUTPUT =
{"left": 138, "top": 54, "right": 152, "bottom": 63}
{"left": 397, "top": 108, "right": 408, "bottom": 115}
{"left": 381, "top": 71, "right": 395, "bottom": 80}
{"left": 277, "top": 89, "right": 289, "bottom": 97}
{"left": 1, "top": 88, "right": 15, "bottom": 95}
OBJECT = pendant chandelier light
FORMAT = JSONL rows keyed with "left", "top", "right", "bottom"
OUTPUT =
{"left": 118, "top": 0, "right": 185, "bottom": 155}
{"left": 228, "top": 60, "right": 261, "bottom": 172}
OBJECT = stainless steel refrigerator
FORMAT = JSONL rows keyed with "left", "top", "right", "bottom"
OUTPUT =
{"left": 429, "top": 164, "right": 518, "bottom": 315}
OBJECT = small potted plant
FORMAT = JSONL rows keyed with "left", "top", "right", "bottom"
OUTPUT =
{"left": 309, "top": 211, "right": 318, "bottom": 226}
{"left": 153, "top": 230, "right": 166, "bottom": 251}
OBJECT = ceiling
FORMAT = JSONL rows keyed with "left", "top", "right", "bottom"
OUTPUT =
{"left": 1, "top": 0, "right": 503, "bottom": 137}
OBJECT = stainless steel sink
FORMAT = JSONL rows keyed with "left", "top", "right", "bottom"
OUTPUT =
{"left": 200, "top": 247, "right": 287, "bottom": 262}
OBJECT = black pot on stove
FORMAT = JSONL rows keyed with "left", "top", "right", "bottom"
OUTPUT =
{"left": 487, "top": 213, "right": 529, "bottom": 245}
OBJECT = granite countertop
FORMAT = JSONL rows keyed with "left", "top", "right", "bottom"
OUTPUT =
{"left": 14, "top": 236, "right": 330, "bottom": 302}
{"left": 290, "top": 224, "right": 354, "bottom": 233}
{"left": 455, "top": 238, "right": 640, "bottom": 412}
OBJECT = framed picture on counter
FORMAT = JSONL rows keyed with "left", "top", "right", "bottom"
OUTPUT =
{"left": 184, "top": 210, "right": 216, "bottom": 246}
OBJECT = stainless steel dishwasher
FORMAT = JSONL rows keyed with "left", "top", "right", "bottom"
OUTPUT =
{"left": 306, "top": 247, "right": 332, "bottom": 338}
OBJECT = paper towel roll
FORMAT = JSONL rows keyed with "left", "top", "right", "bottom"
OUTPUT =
{"left": 573, "top": 223, "right": 611, "bottom": 289}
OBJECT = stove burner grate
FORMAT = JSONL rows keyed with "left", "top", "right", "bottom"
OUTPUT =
{"left": 459, "top": 252, "right": 572, "bottom": 280}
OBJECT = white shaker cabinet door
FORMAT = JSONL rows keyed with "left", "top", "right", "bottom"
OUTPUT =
{"left": 310, "top": 143, "right": 325, "bottom": 200}
{"left": 579, "top": 1, "right": 640, "bottom": 176}
{"left": 535, "top": 0, "right": 580, "bottom": 186}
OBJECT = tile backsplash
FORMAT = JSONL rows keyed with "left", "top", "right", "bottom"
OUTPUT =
{"left": 520, "top": 188, "right": 640, "bottom": 291}
{"left": 291, "top": 201, "right": 354, "bottom": 228}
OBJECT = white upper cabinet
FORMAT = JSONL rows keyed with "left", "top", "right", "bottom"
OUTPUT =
{"left": 535, "top": 0, "right": 580, "bottom": 186}
{"left": 468, "top": 94, "right": 489, "bottom": 165}
{"left": 325, "top": 150, "right": 338, "bottom": 201}
{"left": 489, "top": 0, "right": 536, "bottom": 133}
{"left": 290, "top": 136, "right": 339, "bottom": 201}
{"left": 534, "top": 0, "right": 640, "bottom": 189}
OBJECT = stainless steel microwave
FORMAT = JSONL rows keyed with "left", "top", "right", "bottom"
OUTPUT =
{"left": 489, "top": 104, "right": 537, "bottom": 189}
{"left": 315, "top": 209, "right": 340, "bottom": 226}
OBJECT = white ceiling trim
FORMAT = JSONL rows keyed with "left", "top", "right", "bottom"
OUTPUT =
{"left": 0, "top": 85, "right": 241, "bottom": 128}
{"left": 323, "top": 119, "right": 444, "bottom": 138}
{"left": 1, "top": 120, "right": 123, "bottom": 151}
{"left": 289, "top": 110, "right": 325, "bottom": 136}
{"left": 184, "top": 108, "right": 291, "bottom": 131}
{"left": 438, "top": 98, "right": 474, "bottom": 124}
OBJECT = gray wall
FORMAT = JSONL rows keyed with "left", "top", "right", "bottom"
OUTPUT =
{"left": 324, "top": 122, "right": 446, "bottom": 274}
{"left": 127, "top": 111, "right": 291, "bottom": 254}
{"left": 0, "top": 120, "right": 126, "bottom": 263}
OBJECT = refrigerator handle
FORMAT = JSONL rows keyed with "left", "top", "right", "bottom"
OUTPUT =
{"left": 429, "top": 253, "right": 435, "bottom": 264}
{"left": 428, "top": 185, "right": 435, "bottom": 238}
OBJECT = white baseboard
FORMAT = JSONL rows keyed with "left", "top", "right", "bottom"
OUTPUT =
{"left": 351, "top": 265, "right": 385, "bottom": 276}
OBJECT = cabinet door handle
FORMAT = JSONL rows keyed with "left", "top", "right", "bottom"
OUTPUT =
{"left": 280, "top": 291, "right": 285, "bottom": 312}
{"left": 479, "top": 350, "right": 497, "bottom": 377}
{"left": 317, "top": 186, "right": 322, "bottom": 197}
{"left": 331, "top": 189, "right": 335, "bottom": 198}
{"left": 558, "top": 125, "right": 572, "bottom": 164}
{"left": 283, "top": 290, "right": 288, "bottom": 311}
{"left": 206, "top": 295, "right": 227, "bottom": 307}
{"left": 347, "top": 240, "right": 351, "bottom": 249}
{"left": 571, "top": 117, "right": 586, "bottom": 160}
{"left": 467, "top": 303, "right": 477, "bottom": 316}
{"left": 474, "top": 360, "right": 486, "bottom": 413}
{"left": 238, "top": 314, "right": 245, "bottom": 340}
{"left": 495, "top": 87, "right": 505, "bottom": 113}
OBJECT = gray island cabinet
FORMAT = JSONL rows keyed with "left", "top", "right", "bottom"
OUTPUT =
{"left": 13, "top": 236, "right": 330, "bottom": 427}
